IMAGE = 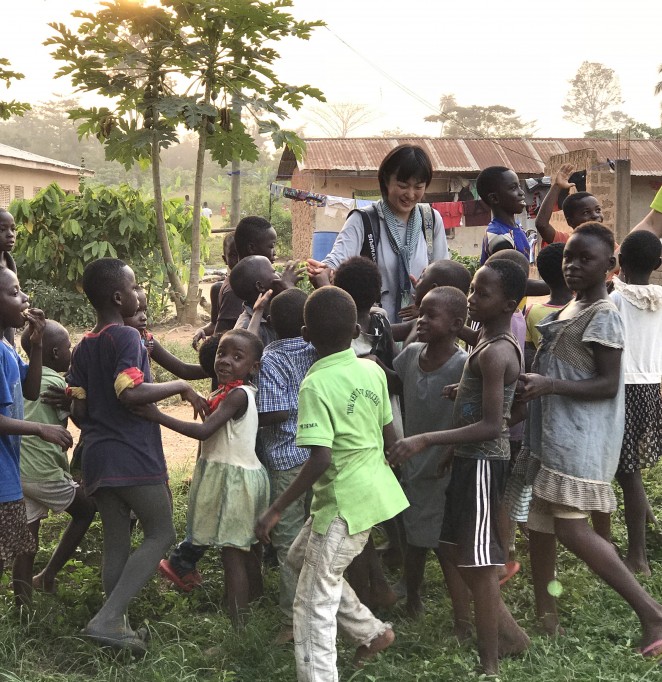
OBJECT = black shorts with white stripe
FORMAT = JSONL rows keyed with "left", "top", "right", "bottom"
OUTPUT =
{"left": 439, "top": 457, "right": 509, "bottom": 567}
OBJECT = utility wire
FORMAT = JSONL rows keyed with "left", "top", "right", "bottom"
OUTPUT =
{"left": 324, "top": 25, "right": 549, "bottom": 166}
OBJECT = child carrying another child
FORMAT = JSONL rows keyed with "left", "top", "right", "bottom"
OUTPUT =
{"left": 256, "top": 286, "right": 409, "bottom": 680}
{"left": 69, "top": 258, "right": 208, "bottom": 655}
{"left": 138, "top": 329, "right": 269, "bottom": 627}
{"left": 389, "top": 259, "right": 530, "bottom": 675}
{"left": 518, "top": 223, "right": 662, "bottom": 658}
{"left": 0, "top": 270, "right": 73, "bottom": 607}
{"left": 608, "top": 230, "right": 662, "bottom": 576}
{"left": 15, "top": 322, "right": 96, "bottom": 597}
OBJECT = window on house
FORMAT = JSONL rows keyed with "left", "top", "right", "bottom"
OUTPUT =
{"left": 14, "top": 186, "right": 24, "bottom": 200}
{"left": 0, "top": 185, "right": 10, "bottom": 208}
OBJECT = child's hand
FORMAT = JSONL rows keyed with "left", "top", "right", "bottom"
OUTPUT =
{"left": 554, "top": 163, "right": 576, "bottom": 190}
{"left": 278, "top": 261, "right": 306, "bottom": 290}
{"left": 306, "top": 259, "right": 333, "bottom": 288}
{"left": 517, "top": 373, "right": 554, "bottom": 401}
{"left": 387, "top": 435, "right": 428, "bottom": 466}
{"left": 25, "top": 308, "right": 46, "bottom": 344}
{"left": 398, "top": 303, "right": 419, "bottom": 322}
{"left": 40, "top": 386, "right": 72, "bottom": 411}
{"left": 130, "top": 402, "right": 161, "bottom": 422}
{"left": 180, "top": 386, "right": 210, "bottom": 420}
{"left": 253, "top": 289, "right": 273, "bottom": 314}
{"left": 255, "top": 506, "right": 281, "bottom": 544}
{"left": 38, "top": 424, "right": 73, "bottom": 449}
{"left": 192, "top": 328, "right": 207, "bottom": 350}
{"left": 436, "top": 449, "right": 454, "bottom": 478}
{"left": 442, "top": 383, "right": 459, "bottom": 400}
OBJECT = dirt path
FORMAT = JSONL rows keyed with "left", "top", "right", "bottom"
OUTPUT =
{"left": 68, "top": 403, "right": 199, "bottom": 474}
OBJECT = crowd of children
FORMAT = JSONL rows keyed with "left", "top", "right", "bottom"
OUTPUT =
{"left": 0, "top": 171, "right": 661, "bottom": 679}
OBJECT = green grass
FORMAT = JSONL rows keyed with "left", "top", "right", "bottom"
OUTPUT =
{"left": 4, "top": 468, "right": 662, "bottom": 680}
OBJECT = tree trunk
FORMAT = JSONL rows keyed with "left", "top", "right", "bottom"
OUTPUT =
{"left": 230, "top": 92, "right": 242, "bottom": 228}
{"left": 151, "top": 136, "right": 186, "bottom": 317}
{"left": 181, "top": 82, "right": 211, "bottom": 326}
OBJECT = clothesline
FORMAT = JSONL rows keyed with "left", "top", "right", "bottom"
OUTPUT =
{"left": 269, "top": 183, "right": 493, "bottom": 228}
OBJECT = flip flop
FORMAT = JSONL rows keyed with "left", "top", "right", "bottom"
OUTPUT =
{"left": 640, "top": 638, "right": 662, "bottom": 658}
{"left": 158, "top": 559, "right": 194, "bottom": 592}
{"left": 499, "top": 561, "right": 521, "bottom": 587}
{"left": 81, "top": 627, "right": 148, "bottom": 656}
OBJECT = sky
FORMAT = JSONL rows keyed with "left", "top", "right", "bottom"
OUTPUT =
{"left": 2, "top": 0, "right": 662, "bottom": 140}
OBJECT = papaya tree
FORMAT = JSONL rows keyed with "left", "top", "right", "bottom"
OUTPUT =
{"left": 0, "top": 58, "right": 31, "bottom": 120}
{"left": 47, "top": 0, "right": 324, "bottom": 324}
{"left": 10, "top": 182, "right": 203, "bottom": 324}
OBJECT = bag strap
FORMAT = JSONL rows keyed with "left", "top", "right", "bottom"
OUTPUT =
{"left": 418, "top": 203, "right": 435, "bottom": 263}
{"left": 349, "top": 205, "right": 381, "bottom": 264}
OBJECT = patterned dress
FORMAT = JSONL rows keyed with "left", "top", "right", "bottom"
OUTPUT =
{"left": 524, "top": 299, "right": 625, "bottom": 513}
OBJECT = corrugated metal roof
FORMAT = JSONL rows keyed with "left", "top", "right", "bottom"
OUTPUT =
{"left": 277, "top": 137, "right": 662, "bottom": 179}
{"left": 0, "top": 143, "right": 94, "bottom": 175}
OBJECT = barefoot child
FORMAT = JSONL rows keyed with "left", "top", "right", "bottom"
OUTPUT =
{"left": 69, "top": 258, "right": 208, "bottom": 655}
{"left": 388, "top": 260, "right": 531, "bottom": 675}
{"left": 15, "top": 321, "right": 96, "bottom": 596}
{"left": 391, "top": 287, "right": 470, "bottom": 624}
{"left": 138, "top": 329, "right": 269, "bottom": 626}
{"left": 256, "top": 286, "right": 409, "bottom": 679}
{"left": 518, "top": 223, "right": 662, "bottom": 657}
{"left": 609, "top": 230, "right": 662, "bottom": 576}
{"left": 0, "top": 269, "right": 73, "bottom": 607}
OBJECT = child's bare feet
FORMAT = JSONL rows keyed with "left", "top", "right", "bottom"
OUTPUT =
{"left": 32, "top": 572, "right": 57, "bottom": 594}
{"left": 538, "top": 612, "right": 565, "bottom": 636}
{"left": 623, "top": 555, "right": 652, "bottom": 577}
{"left": 497, "top": 621, "right": 530, "bottom": 658}
{"left": 273, "top": 626, "right": 294, "bottom": 646}
{"left": 405, "top": 596, "right": 425, "bottom": 620}
{"left": 353, "top": 627, "right": 395, "bottom": 667}
{"left": 370, "top": 583, "right": 398, "bottom": 610}
{"left": 454, "top": 619, "right": 473, "bottom": 643}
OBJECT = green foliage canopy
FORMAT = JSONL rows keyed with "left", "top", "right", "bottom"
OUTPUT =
{"left": 0, "top": 58, "right": 31, "bottom": 120}
{"left": 10, "top": 183, "right": 209, "bottom": 323}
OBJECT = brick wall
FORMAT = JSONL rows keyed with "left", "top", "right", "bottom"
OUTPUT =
{"left": 545, "top": 148, "right": 631, "bottom": 244}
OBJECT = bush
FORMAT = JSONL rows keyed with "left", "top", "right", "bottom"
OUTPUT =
{"left": 10, "top": 182, "right": 206, "bottom": 319}
{"left": 23, "top": 279, "right": 96, "bottom": 328}
{"left": 450, "top": 249, "right": 480, "bottom": 277}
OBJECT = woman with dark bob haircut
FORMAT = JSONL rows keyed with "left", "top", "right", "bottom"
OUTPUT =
{"left": 307, "top": 144, "right": 449, "bottom": 322}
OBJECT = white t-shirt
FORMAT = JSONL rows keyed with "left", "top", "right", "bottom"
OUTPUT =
{"left": 201, "top": 207, "right": 212, "bottom": 219}
{"left": 610, "top": 278, "right": 662, "bottom": 384}
{"left": 323, "top": 207, "right": 449, "bottom": 323}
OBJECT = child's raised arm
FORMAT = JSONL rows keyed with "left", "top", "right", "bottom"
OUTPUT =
{"left": 132, "top": 386, "right": 247, "bottom": 440}
{"left": 388, "top": 340, "right": 514, "bottom": 465}
{"left": 246, "top": 289, "right": 272, "bottom": 338}
{"left": 22, "top": 308, "right": 46, "bottom": 401}
{"left": 535, "top": 163, "right": 575, "bottom": 245}
{"left": 518, "top": 343, "right": 621, "bottom": 402}
{"left": 150, "top": 340, "right": 209, "bottom": 381}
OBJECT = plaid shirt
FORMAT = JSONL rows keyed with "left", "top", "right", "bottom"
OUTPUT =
{"left": 257, "top": 337, "right": 318, "bottom": 470}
